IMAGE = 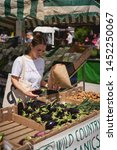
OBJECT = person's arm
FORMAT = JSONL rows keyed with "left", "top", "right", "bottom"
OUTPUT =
{"left": 11, "top": 75, "right": 38, "bottom": 98}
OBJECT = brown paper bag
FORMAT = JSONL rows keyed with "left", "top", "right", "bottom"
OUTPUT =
{"left": 48, "top": 64, "right": 72, "bottom": 89}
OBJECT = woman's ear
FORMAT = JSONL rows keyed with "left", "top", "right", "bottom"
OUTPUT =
{"left": 29, "top": 43, "right": 33, "bottom": 48}
{"left": 30, "top": 43, "right": 33, "bottom": 48}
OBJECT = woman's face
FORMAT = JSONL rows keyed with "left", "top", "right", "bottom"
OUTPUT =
{"left": 31, "top": 44, "right": 46, "bottom": 59}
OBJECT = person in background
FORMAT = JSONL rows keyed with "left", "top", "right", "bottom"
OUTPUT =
{"left": 95, "top": 34, "right": 100, "bottom": 49}
{"left": 11, "top": 34, "right": 48, "bottom": 99}
{"left": 25, "top": 31, "right": 33, "bottom": 43}
{"left": 0, "top": 33, "right": 8, "bottom": 43}
{"left": 92, "top": 33, "right": 98, "bottom": 46}
{"left": 66, "top": 32, "right": 73, "bottom": 46}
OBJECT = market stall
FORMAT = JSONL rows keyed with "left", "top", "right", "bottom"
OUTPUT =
{"left": 0, "top": 1, "right": 100, "bottom": 149}
{"left": 0, "top": 86, "right": 100, "bottom": 150}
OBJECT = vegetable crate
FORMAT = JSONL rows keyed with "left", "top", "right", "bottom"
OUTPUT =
{"left": 0, "top": 106, "right": 45, "bottom": 150}
{"left": 0, "top": 88, "right": 100, "bottom": 149}
{"left": 0, "top": 107, "right": 99, "bottom": 150}
{"left": 59, "top": 86, "right": 100, "bottom": 105}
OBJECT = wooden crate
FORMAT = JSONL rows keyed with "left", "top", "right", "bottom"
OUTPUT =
{"left": 0, "top": 106, "right": 45, "bottom": 150}
{"left": 0, "top": 89, "right": 100, "bottom": 148}
{"left": 59, "top": 86, "right": 100, "bottom": 105}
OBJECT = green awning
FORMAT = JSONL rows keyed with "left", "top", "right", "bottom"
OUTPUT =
{"left": 0, "top": 0, "right": 44, "bottom": 29}
{"left": 0, "top": 0, "right": 100, "bottom": 30}
{"left": 44, "top": 0, "right": 100, "bottom": 25}
{"left": 0, "top": 0, "right": 44, "bottom": 20}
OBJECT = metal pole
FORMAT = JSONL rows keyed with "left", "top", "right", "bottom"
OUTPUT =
{"left": 16, "top": 19, "right": 25, "bottom": 53}
{"left": 82, "top": 62, "right": 86, "bottom": 91}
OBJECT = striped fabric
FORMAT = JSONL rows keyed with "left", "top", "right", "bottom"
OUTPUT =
{"left": 0, "top": 0, "right": 44, "bottom": 19}
{"left": 0, "top": 0, "right": 44, "bottom": 29}
{"left": 0, "top": 0, "right": 100, "bottom": 30}
{"left": 43, "top": 0, "right": 100, "bottom": 25}
{"left": 25, "top": 0, "right": 100, "bottom": 28}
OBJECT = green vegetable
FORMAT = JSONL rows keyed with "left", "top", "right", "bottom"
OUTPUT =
{"left": 0, "top": 133, "right": 4, "bottom": 142}
{"left": 20, "top": 98, "right": 100, "bottom": 130}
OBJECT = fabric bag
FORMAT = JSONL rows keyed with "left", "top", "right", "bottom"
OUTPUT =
{"left": 3, "top": 56, "right": 32, "bottom": 108}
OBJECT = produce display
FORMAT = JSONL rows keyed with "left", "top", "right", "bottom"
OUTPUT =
{"left": 0, "top": 88, "right": 100, "bottom": 148}
{"left": 16, "top": 97, "right": 100, "bottom": 146}
{"left": 60, "top": 91, "right": 100, "bottom": 105}
{"left": 18, "top": 98, "right": 100, "bottom": 130}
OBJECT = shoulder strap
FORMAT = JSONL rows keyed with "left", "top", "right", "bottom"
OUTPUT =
{"left": 20, "top": 55, "right": 26, "bottom": 79}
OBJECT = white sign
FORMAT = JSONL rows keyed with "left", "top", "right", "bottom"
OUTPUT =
{"left": 33, "top": 114, "right": 100, "bottom": 150}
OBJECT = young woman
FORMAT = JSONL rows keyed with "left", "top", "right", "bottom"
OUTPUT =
{"left": 11, "top": 34, "right": 48, "bottom": 99}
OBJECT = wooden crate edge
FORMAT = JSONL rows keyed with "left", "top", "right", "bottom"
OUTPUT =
{"left": 12, "top": 113, "right": 45, "bottom": 131}
{"left": 0, "top": 106, "right": 17, "bottom": 122}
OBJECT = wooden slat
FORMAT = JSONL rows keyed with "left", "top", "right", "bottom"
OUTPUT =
{"left": 73, "top": 48, "right": 91, "bottom": 71}
{"left": 0, "top": 122, "right": 19, "bottom": 132}
{"left": 12, "top": 113, "right": 45, "bottom": 131}
{"left": 5, "top": 128, "right": 35, "bottom": 140}
{"left": 0, "top": 121, "right": 14, "bottom": 127}
{"left": 11, "top": 131, "right": 38, "bottom": 144}
{"left": 3, "top": 125, "right": 27, "bottom": 135}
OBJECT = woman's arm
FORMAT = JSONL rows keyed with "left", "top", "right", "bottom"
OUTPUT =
{"left": 11, "top": 75, "right": 38, "bottom": 98}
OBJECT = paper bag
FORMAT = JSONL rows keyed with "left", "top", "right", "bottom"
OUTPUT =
{"left": 48, "top": 64, "right": 72, "bottom": 89}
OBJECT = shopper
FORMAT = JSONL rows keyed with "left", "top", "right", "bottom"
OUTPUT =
{"left": 92, "top": 33, "right": 98, "bottom": 46}
{"left": 66, "top": 32, "right": 73, "bottom": 46}
{"left": 95, "top": 34, "right": 100, "bottom": 49}
{"left": 11, "top": 34, "right": 48, "bottom": 99}
{"left": 25, "top": 31, "right": 33, "bottom": 43}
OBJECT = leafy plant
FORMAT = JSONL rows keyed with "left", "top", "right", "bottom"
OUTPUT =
{"left": 74, "top": 27, "right": 90, "bottom": 43}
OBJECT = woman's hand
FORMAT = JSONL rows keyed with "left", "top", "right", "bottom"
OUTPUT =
{"left": 11, "top": 76, "right": 39, "bottom": 99}
{"left": 49, "top": 84, "right": 60, "bottom": 91}
{"left": 24, "top": 89, "right": 38, "bottom": 99}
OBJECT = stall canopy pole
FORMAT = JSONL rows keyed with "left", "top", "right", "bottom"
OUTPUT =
{"left": 16, "top": 19, "right": 25, "bottom": 47}
{"left": 16, "top": 20, "right": 25, "bottom": 37}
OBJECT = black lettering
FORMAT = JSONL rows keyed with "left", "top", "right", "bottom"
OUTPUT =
{"left": 106, "top": 81, "right": 113, "bottom": 86}
{"left": 108, "top": 85, "right": 113, "bottom": 91}
{"left": 108, "top": 99, "right": 113, "bottom": 105}
{"left": 108, "top": 91, "right": 113, "bottom": 97}
{"left": 108, "top": 107, "right": 113, "bottom": 114}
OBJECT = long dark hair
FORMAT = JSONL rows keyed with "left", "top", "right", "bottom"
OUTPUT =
{"left": 25, "top": 34, "right": 46, "bottom": 54}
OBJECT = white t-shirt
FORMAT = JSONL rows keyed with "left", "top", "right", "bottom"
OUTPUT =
{"left": 11, "top": 55, "right": 45, "bottom": 90}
